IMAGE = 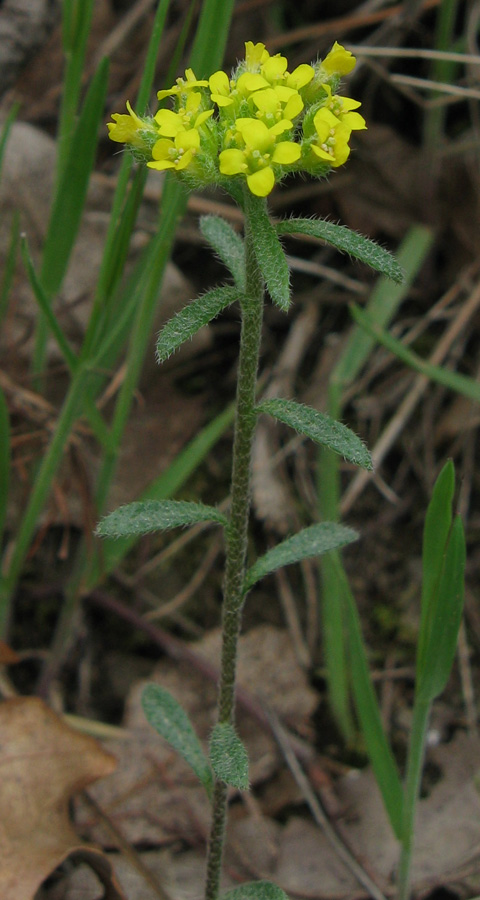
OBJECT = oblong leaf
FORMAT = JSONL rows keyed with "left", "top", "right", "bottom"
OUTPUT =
{"left": 156, "top": 285, "right": 240, "bottom": 362}
{"left": 417, "top": 514, "right": 466, "bottom": 702}
{"left": 222, "top": 882, "right": 290, "bottom": 900}
{"left": 209, "top": 723, "right": 249, "bottom": 790}
{"left": 243, "top": 191, "right": 290, "bottom": 310}
{"left": 257, "top": 398, "right": 372, "bottom": 471}
{"left": 142, "top": 684, "right": 213, "bottom": 797}
{"left": 276, "top": 217, "right": 404, "bottom": 284}
{"left": 336, "top": 553, "right": 404, "bottom": 838}
{"left": 96, "top": 499, "right": 228, "bottom": 537}
{"left": 200, "top": 216, "right": 246, "bottom": 291}
{"left": 244, "top": 523, "right": 358, "bottom": 593}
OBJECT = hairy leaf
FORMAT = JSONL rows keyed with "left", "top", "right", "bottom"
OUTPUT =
{"left": 244, "top": 523, "right": 358, "bottom": 593}
{"left": 156, "top": 286, "right": 240, "bottom": 362}
{"left": 257, "top": 398, "right": 372, "bottom": 470}
{"left": 200, "top": 216, "right": 246, "bottom": 291}
{"left": 243, "top": 192, "right": 290, "bottom": 310}
{"left": 142, "top": 685, "right": 213, "bottom": 797}
{"left": 276, "top": 217, "right": 404, "bottom": 284}
{"left": 96, "top": 499, "right": 228, "bottom": 537}
{"left": 209, "top": 723, "right": 249, "bottom": 790}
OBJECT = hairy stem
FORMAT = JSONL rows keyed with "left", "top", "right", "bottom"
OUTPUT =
{"left": 204, "top": 201, "right": 264, "bottom": 900}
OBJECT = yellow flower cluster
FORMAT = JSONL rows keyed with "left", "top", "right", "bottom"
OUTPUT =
{"left": 107, "top": 41, "right": 366, "bottom": 197}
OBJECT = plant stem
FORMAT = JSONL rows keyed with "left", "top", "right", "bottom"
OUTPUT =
{"left": 204, "top": 203, "right": 264, "bottom": 900}
{"left": 396, "top": 696, "right": 431, "bottom": 900}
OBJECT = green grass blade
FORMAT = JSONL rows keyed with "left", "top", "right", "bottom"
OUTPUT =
{"left": 21, "top": 236, "right": 78, "bottom": 372}
{"left": 0, "top": 209, "right": 20, "bottom": 328}
{"left": 0, "top": 102, "right": 20, "bottom": 183}
{"left": 350, "top": 304, "right": 480, "bottom": 404}
{"left": 57, "top": 0, "right": 95, "bottom": 182}
{"left": 0, "top": 386, "right": 11, "bottom": 546}
{"left": 336, "top": 554, "right": 404, "bottom": 837}
{"left": 40, "top": 57, "right": 110, "bottom": 300}
{"left": 332, "top": 225, "right": 434, "bottom": 388}
{"left": 320, "top": 550, "right": 355, "bottom": 740}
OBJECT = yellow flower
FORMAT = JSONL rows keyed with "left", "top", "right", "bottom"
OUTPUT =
{"left": 156, "top": 68, "right": 208, "bottom": 101}
{"left": 209, "top": 70, "right": 235, "bottom": 107}
{"left": 219, "top": 118, "right": 300, "bottom": 196}
{"left": 155, "top": 91, "right": 213, "bottom": 136}
{"left": 107, "top": 101, "right": 149, "bottom": 146}
{"left": 285, "top": 64, "right": 315, "bottom": 90}
{"left": 252, "top": 85, "right": 303, "bottom": 125}
{"left": 321, "top": 42, "right": 356, "bottom": 76}
{"left": 320, "top": 84, "right": 367, "bottom": 132}
{"left": 148, "top": 128, "right": 201, "bottom": 172}
{"left": 244, "top": 41, "right": 270, "bottom": 70}
{"left": 310, "top": 108, "right": 354, "bottom": 167}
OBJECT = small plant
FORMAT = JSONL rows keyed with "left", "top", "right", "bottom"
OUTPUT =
{"left": 97, "top": 40, "right": 465, "bottom": 900}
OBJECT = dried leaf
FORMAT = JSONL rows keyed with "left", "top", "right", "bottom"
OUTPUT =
{"left": 0, "top": 697, "right": 123, "bottom": 900}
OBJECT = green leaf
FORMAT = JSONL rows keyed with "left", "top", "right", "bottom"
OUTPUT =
{"left": 244, "top": 523, "right": 358, "bottom": 593}
{"left": 350, "top": 304, "right": 480, "bottom": 404}
{"left": 199, "top": 216, "right": 245, "bottom": 291}
{"left": 40, "top": 58, "right": 110, "bottom": 298}
{"left": 417, "top": 463, "right": 466, "bottom": 701}
{"left": 276, "top": 217, "right": 404, "bottom": 284}
{"left": 243, "top": 192, "right": 290, "bottom": 310}
{"left": 0, "top": 386, "right": 11, "bottom": 545}
{"left": 257, "top": 398, "right": 372, "bottom": 471}
{"left": 142, "top": 684, "right": 213, "bottom": 797}
{"left": 222, "top": 882, "right": 290, "bottom": 900}
{"left": 156, "top": 285, "right": 239, "bottom": 362}
{"left": 336, "top": 553, "right": 404, "bottom": 838}
{"left": 209, "top": 723, "right": 249, "bottom": 790}
{"left": 96, "top": 499, "right": 228, "bottom": 537}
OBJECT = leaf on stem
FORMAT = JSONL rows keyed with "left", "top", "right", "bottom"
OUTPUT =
{"left": 96, "top": 499, "right": 228, "bottom": 537}
{"left": 257, "top": 398, "right": 372, "bottom": 470}
{"left": 417, "top": 461, "right": 466, "bottom": 701}
{"left": 276, "top": 218, "right": 404, "bottom": 284}
{"left": 209, "top": 723, "right": 249, "bottom": 790}
{"left": 243, "top": 191, "right": 290, "bottom": 310}
{"left": 244, "top": 523, "right": 358, "bottom": 593}
{"left": 222, "top": 881, "right": 290, "bottom": 900}
{"left": 142, "top": 685, "right": 213, "bottom": 797}
{"left": 156, "top": 285, "right": 240, "bottom": 362}
{"left": 200, "top": 216, "right": 246, "bottom": 291}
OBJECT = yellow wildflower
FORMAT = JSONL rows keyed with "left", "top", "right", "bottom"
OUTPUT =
{"left": 148, "top": 128, "right": 201, "bottom": 172}
{"left": 219, "top": 118, "right": 300, "bottom": 197}
{"left": 155, "top": 91, "right": 213, "bottom": 136}
{"left": 107, "top": 101, "right": 149, "bottom": 146}
{"left": 321, "top": 42, "right": 356, "bottom": 76}
{"left": 157, "top": 68, "right": 208, "bottom": 101}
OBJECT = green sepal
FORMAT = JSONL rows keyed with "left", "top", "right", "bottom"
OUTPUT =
{"left": 416, "top": 462, "right": 466, "bottom": 701}
{"left": 243, "top": 191, "right": 290, "bottom": 310}
{"left": 96, "top": 499, "right": 228, "bottom": 537}
{"left": 257, "top": 398, "right": 372, "bottom": 471}
{"left": 209, "top": 723, "right": 249, "bottom": 790}
{"left": 156, "top": 286, "right": 240, "bottom": 363}
{"left": 199, "top": 216, "right": 246, "bottom": 291}
{"left": 244, "top": 523, "right": 358, "bottom": 594}
{"left": 222, "top": 882, "right": 290, "bottom": 900}
{"left": 276, "top": 217, "right": 404, "bottom": 284}
{"left": 142, "top": 684, "right": 213, "bottom": 798}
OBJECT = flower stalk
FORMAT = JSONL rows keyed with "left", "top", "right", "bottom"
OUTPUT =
{"left": 205, "top": 196, "right": 265, "bottom": 900}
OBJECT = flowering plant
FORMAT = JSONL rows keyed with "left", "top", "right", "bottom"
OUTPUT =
{"left": 99, "top": 39, "right": 454, "bottom": 900}
{"left": 108, "top": 41, "right": 366, "bottom": 197}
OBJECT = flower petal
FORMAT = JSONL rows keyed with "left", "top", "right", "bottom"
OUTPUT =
{"left": 247, "top": 166, "right": 275, "bottom": 196}
{"left": 272, "top": 141, "right": 301, "bottom": 163}
{"left": 219, "top": 149, "right": 247, "bottom": 175}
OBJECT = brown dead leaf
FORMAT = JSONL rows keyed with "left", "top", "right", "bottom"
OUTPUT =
{"left": 0, "top": 696, "right": 124, "bottom": 900}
